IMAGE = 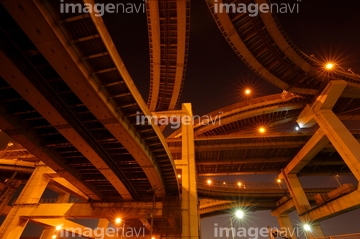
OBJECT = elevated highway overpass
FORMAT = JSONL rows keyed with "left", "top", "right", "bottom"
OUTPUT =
{"left": 0, "top": 154, "right": 342, "bottom": 227}
{"left": 0, "top": 0, "right": 359, "bottom": 239}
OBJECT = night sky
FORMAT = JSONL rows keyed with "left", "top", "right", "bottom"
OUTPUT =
{"left": 1, "top": 0, "right": 360, "bottom": 238}
{"left": 107, "top": 0, "right": 360, "bottom": 116}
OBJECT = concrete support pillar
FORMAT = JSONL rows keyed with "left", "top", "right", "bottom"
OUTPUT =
{"left": 0, "top": 179, "right": 21, "bottom": 214}
{"left": 180, "top": 103, "right": 200, "bottom": 239}
{"left": 281, "top": 173, "right": 324, "bottom": 238}
{"left": 0, "top": 186, "right": 16, "bottom": 213}
{"left": 296, "top": 80, "right": 360, "bottom": 182}
{"left": 39, "top": 193, "right": 71, "bottom": 239}
{"left": 314, "top": 110, "right": 360, "bottom": 182}
{"left": 281, "top": 173, "right": 311, "bottom": 214}
{"left": 39, "top": 228, "right": 56, "bottom": 239}
{"left": 288, "top": 80, "right": 360, "bottom": 238}
{"left": 56, "top": 192, "right": 70, "bottom": 203}
{"left": 97, "top": 218, "right": 112, "bottom": 239}
{"left": 269, "top": 213, "right": 297, "bottom": 239}
{"left": 277, "top": 214, "right": 295, "bottom": 234}
{"left": 97, "top": 218, "right": 109, "bottom": 229}
{"left": 0, "top": 164, "right": 52, "bottom": 239}
{"left": 304, "top": 223, "right": 325, "bottom": 239}
{"left": 16, "top": 164, "right": 52, "bottom": 204}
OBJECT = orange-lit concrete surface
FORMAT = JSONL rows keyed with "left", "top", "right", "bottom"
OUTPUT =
{"left": 0, "top": 0, "right": 360, "bottom": 238}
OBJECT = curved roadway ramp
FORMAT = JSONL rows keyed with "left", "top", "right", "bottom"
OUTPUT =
{"left": 206, "top": 0, "right": 360, "bottom": 99}
{"left": 167, "top": 93, "right": 360, "bottom": 176}
{"left": 197, "top": 180, "right": 335, "bottom": 218}
{"left": 169, "top": 92, "right": 306, "bottom": 138}
{"left": 0, "top": 154, "right": 336, "bottom": 220}
{"left": 0, "top": 0, "right": 178, "bottom": 202}
{"left": 146, "top": 0, "right": 190, "bottom": 111}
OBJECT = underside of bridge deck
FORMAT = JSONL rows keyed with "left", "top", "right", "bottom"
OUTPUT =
{"left": 0, "top": 0, "right": 359, "bottom": 239}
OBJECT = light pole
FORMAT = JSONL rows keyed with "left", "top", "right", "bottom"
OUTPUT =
{"left": 335, "top": 175, "right": 342, "bottom": 186}
{"left": 229, "top": 217, "right": 234, "bottom": 239}
{"left": 114, "top": 218, "right": 124, "bottom": 238}
{"left": 303, "top": 223, "right": 311, "bottom": 239}
{"left": 148, "top": 187, "right": 159, "bottom": 239}
{"left": 0, "top": 142, "right": 13, "bottom": 158}
{"left": 228, "top": 210, "right": 244, "bottom": 239}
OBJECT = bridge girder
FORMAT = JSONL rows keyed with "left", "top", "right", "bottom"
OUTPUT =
{"left": 1, "top": 0, "right": 179, "bottom": 199}
{"left": 147, "top": 0, "right": 190, "bottom": 111}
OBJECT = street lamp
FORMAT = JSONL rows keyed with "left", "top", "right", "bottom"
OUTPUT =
{"left": 244, "top": 88, "right": 252, "bottom": 95}
{"left": 325, "top": 63, "right": 334, "bottom": 70}
{"left": 229, "top": 210, "right": 245, "bottom": 239}
{"left": 0, "top": 142, "right": 14, "bottom": 158}
{"left": 3, "top": 142, "right": 13, "bottom": 151}
{"left": 258, "top": 127, "right": 266, "bottom": 134}
{"left": 115, "top": 217, "right": 122, "bottom": 224}
{"left": 303, "top": 224, "right": 311, "bottom": 232}
{"left": 335, "top": 175, "right": 342, "bottom": 186}
{"left": 302, "top": 223, "right": 312, "bottom": 239}
{"left": 324, "top": 62, "right": 348, "bottom": 72}
{"left": 235, "top": 210, "right": 244, "bottom": 219}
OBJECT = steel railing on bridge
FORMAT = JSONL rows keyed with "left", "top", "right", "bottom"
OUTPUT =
{"left": 0, "top": 149, "right": 35, "bottom": 160}
{"left": 39, "top": 198, "right": 84, "bottom": 204}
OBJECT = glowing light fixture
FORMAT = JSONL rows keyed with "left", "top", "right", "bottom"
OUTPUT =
{"left": 55, "top": 225, "right": 62, "bottom": 231}
{"left": 115, "top": 218, "right": 122, "bottom": 224}
{"left": 207, "top": 179, "right": 212, "bottom": 185}
{"left": 303, "top": 224, "right": 311, "bottom": 231}
{"left": 244, "top": 88, "right": 252, "bottom": 95}
{"left": 235, "top": 210, "right": 244, "bottom": 219}
{"left": 325, "top": 63, "right": 334, "bottom": 70}
{"left": 258, "top": 127, "right": 266, "bottom": 133}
